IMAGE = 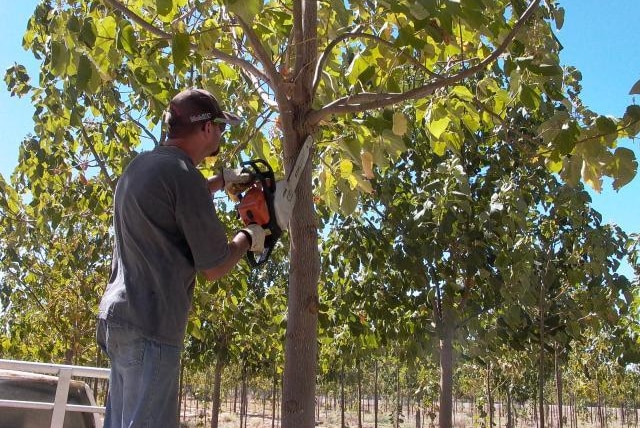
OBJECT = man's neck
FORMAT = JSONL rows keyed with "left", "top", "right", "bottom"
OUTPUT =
{"left": 163, "top": 138, "right": 200, "bottom": 165}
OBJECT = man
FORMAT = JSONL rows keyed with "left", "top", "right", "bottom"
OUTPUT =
{"left": 97, "top": 88, "right": 265, "bottom": 427}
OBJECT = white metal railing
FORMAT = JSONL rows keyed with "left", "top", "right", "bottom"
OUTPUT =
{"left": 0, "top": 359, "right": 111, "bottom": 428}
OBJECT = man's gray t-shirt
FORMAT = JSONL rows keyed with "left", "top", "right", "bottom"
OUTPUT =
{"left": 98, "top": 146, "right": 229, "bottom": 346}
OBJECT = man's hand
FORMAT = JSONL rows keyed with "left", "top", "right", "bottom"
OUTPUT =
{"left": 207, "top": 174, "right": 224, "bottom": 194}
{"left": 223, "top": 167, "right": 254, "bottom": 195}
{"left": 240, "top": 224, "right": 266, "bottom": 252}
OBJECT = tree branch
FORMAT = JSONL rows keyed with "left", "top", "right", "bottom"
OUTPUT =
{"left": 236, "top": 16, "right": 282, "bottom": 90}
{"left": 293, "top": 1, "right": 305, "bottom": 78}
{"left": 307, "top": 0, "right": 542, "bottom": 126}
{"left": 102, "top": 0, "right": 272, "bottom": 87}
{"left": 172, "top": 0, "right": 213, "bottom": 26}
{"left": 126, "top": 113, "right": 160, "bottom": 147}
{"left": 300, "top": 0, "right": 318, "bottom": 89}
{"left": 101, "top": 0, "right": 171, "bottom": 39}
{"left": 241, "top": 69, "right": 280, "bottom": 109}
{"left": 207, "top": 48, "right": 272, "bottom": 85}
{"left": 228, "top": 15, "right": 278, "bottom": 110}
{"left": 79, "top": 124, "right": 115, "bottom": 191}
{"left": 312, "top": 30, "right": 441, "bottom": 96}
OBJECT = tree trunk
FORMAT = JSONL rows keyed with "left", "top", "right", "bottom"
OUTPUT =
{"left": 374, "top": 359, "right": 379, "bottom": 428}
{"left": 396, "top": 364, "right": 401, "bottom": 428}
{"left": 272, "top": 366, "right": 277, "bottom": 428}
{"left": 439, "top": 303, "right": 455, "bottom": 428}
{"left": 555, "top": 346, "right": 564, "bottom": 428}
{"left": 234, "top": 383, "right": 238, "bottom": 413}
{"left": 487, "top": 362, "right": 494, "bottom": 427}
{"left": 280, "top": 1, "right": 321, "bottom": 426}
{"left": 357, "top": 359, "right": 363, "bottom": 428}
{"left": 240, "top": 367, "right": 249, "bottom": 428}
{"left": 179, "top": 361, "right": 185, "bottom": 422}
{"left": 538, "top": 275, "right": 546, "bottom": 428}
{"left": 635, "top": 391, "right": 638, "bottom": 428}
{"left": 280, "top": 133, "right": 320, "bottom": 428}
{"left": 210, "top": 356, "right": 225, "bottom": 428}
{"left": 341, "top": 363, "right": 346, "bottom": 428}
{"left": 507, "top": 389, "right": 513, "bottom": 428}
{"left": 597, "top": 375, "right": 604, "bottom": 428}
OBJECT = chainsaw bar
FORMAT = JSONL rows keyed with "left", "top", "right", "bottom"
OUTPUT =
{"left": 274, "top": 135, "right": 314, "bottom": 230}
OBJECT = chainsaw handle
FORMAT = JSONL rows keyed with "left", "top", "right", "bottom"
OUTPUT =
{"left": 240, "top": 159, "right": 276, "bottom": 192}
{"left": 246, "top": 245, "right": 275, "bottom": 267}
{"left": 245, "top": 227, "right": 281, "bottom": 268}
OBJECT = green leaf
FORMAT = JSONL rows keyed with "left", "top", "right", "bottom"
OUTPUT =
{"left": 76, "top": 55, "right": 93, "bottom": 91}
{"left": 595, "top": 116, "right": 618, "bottom": 135}
{"left": 226, "top": 0, "right": 263, "bottom": 23}
{"left": 50, "top": 41, "right": 69, "bottom": 76}
{"left": 629, "top": 79, "right": 640, "bottom": 95}
{"left": 67, "top": 15, "right": 81, "bottom": 33}
{"left": 357, "top": 65, "right": 376, "bottom": 85}
{"left": 392, "top": 112, "right": 407, "bottom": 136}
{"left": 117, "top": 22, "right": 138, "bottom": 55}
{"left": 427, "top": 117, "right": 450, "bottom": 139}
{"left": 172, "top": 32, "right": 191, "bottom": 72}
{"left": 431, "top": 139, "right": 447, "bottom": 156}
{"left": 451, "top": 85, "right": 474, "bottom": 102}
{"left": 339, "top": 188, "right": 358, "bottom": 216}
{"left": 408, "top": 2, "right": 430, "bottom": 20}
{"left": 518, "top": 84, "right": 540, "bottom": 110}
{"left": 622, "top": 105, "right": 640, "bottom": 137}
{"left": 554, "top": 8, "right": 565, "bottom": 30}
{"left": 382, "top": 130, "right": 406, "bottom": 155}
{"left": 581, "top": 162, "right": 603, "bottom": 193}
{"left": 339, "top": 159, "right": 353, "bottom": 177}
{"left": 79, "top": 18, "right": 97, "bottom": 48}
{"left": 553, "top": 121, "right": 579, "bottom": 155}
{"left": 610, "top": 147, "right": 637, "bottom": 190}
{"left": 346, "top": 53, "right": 369, "bottom": 86}
{"left": 157, "top": 0, "right": 173, "bottom": 16}
{"left": 97, "top": 16, "right": 118, "bottom": 41}
{"left": 527, "top": 63, "right": 563, "bottom": 77}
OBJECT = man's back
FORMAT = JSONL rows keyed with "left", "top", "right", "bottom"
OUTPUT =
{"left": 98, "top": 146, "right": 228, "bottom": 346}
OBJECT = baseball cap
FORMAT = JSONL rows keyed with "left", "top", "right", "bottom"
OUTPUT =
{"left": 164, "top": 88, "right": 241, "bottom": 134}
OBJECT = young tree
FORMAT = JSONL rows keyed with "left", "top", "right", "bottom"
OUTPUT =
{"left": 5, "top": 1, "right": 639, "bottom": 427}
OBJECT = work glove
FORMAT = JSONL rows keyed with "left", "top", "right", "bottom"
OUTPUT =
{"left": 222, "top": 167, "right": 254, "bottom": 196}
{"left": 240, "top": 224, "right": 266, "bottom": 253}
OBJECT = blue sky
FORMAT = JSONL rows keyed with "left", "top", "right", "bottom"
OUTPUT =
{"left": 1, "top": 1, "right": 639, "bottom": 273}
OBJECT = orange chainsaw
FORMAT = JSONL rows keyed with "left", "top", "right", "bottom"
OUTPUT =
{"left": 236, "top": 136, "right": 313, "bottom": 267}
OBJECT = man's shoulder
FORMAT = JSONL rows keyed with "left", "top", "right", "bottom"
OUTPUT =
{"left": 126, "top": 147, "right": 196, "bottom": 178}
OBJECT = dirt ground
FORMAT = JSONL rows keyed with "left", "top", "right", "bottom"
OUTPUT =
{"left": 178, "top": 399, "right": 638, "bottom": 428}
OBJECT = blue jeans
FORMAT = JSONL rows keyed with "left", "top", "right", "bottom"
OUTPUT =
{"left": 97, "top": 319, "right": 181, "bottom": 428}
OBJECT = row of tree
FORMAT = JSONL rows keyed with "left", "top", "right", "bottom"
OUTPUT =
{"left": 174, "top": 347, "right": 640, "bottom": 428}
{"left": 1, "top": 1, "right": 640, "bottom": 427}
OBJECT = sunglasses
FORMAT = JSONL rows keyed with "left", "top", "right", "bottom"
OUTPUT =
{"left": 212, "top": 117, "right": 227, "bottom": 133}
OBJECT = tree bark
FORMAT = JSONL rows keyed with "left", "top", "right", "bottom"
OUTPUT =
{"left": 280, "top": 0, "right": 320, "bottom": 426}
{"left": 538, "top": 273, "right": 546, "bottom": 428}
{"left": 487, "top": 362, "right": 494, "bottom": 428}
{"left": 374, "top": 359, "right": 379, "bottom": 428}
{"left": 280, "top": 130, "right": 320, "bottom": 428}
{"left": 357, "top": 359, "right": 363, "bottom": 428}
{"left": 555, "top": 346, "right": 564, "bottom": 428}
{"left": 341, "top": 363, "right": 346, "bottom": 428}
{"left": 179, "top": 361, "right": 185, "bottom": 422}
{"left": 507, "top": 389, "right": 514, "bottom": 428}
{"left": 210, "top": 356, "right": 225, "bottom": 428}
{"left": 396, "top": 364, "right": 401, "bottom": 428}
{"left": 272, "top": 366, "right": 277, "bottom": 428}
{"left": 240, "top": 367, "right": 247, "bottom": 428}
{"left": 439, "top": 303, "right": 455, "bottom": 428}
